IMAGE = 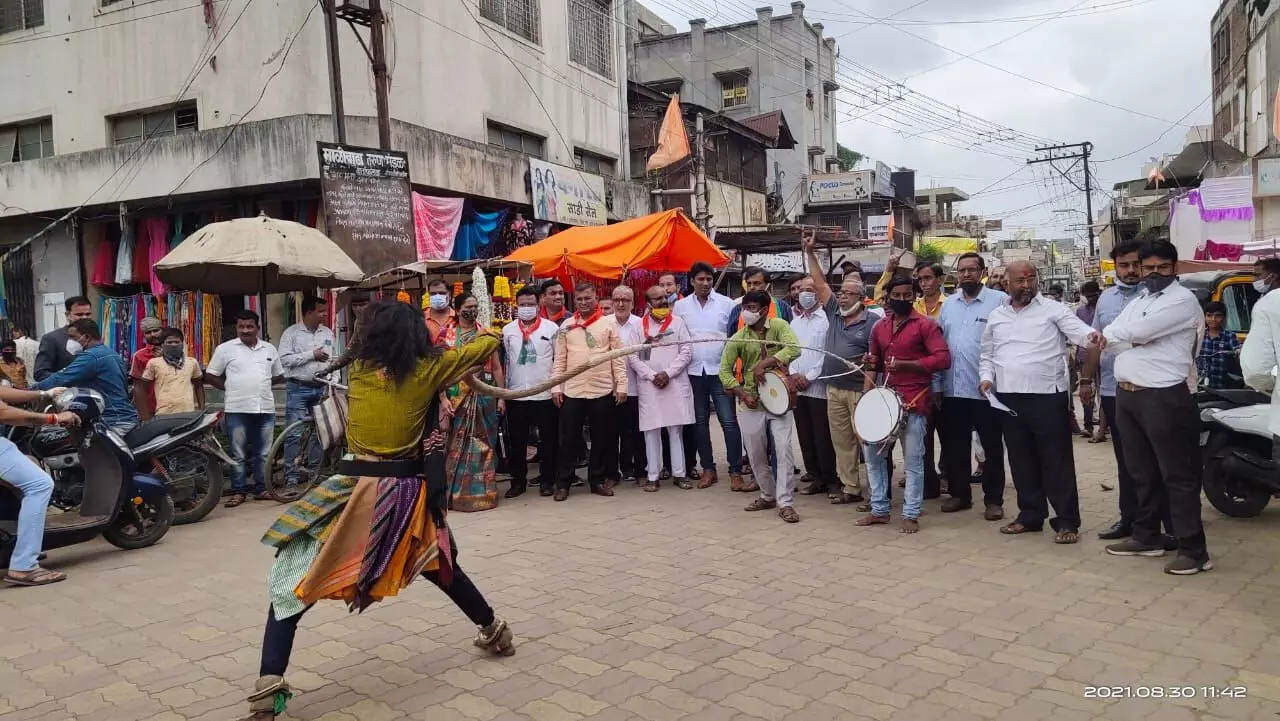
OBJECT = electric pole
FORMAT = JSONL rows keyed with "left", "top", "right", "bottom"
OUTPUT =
{"left": 369, "top": 0, "right": 392, "bottom": 150}
{"left": 322, "top": 0, "right": 346, "bottom": 143}
{"left": 1027, "top": 141, "right": 1096, "bottom": 256}
{"left": 694, "top": 113, "right": 708, "bottom": 231}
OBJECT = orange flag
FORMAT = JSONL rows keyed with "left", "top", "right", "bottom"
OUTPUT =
{"left": 646, "top": 94, "right": 691, "bottom": 172}
{"left": 886, "top": 212, "right": 896, "bottom": 243}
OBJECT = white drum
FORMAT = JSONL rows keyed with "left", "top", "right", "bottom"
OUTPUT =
{"left": 757, "top": 371, "right": 797, "bottom": 417}
{"left": 853, "top": 387, "right": 907, "bottom": 445}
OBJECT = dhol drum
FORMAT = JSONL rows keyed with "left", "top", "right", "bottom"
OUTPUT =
{"left": 757, "top": 370, "right": 797, "bottom": 417}
{"left": 853, "top": 387, "right": 907, "bottom": 445}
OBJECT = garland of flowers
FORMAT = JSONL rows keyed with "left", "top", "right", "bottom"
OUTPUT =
{"left": 473, "top": 266, "right": 492, "bottom": 329}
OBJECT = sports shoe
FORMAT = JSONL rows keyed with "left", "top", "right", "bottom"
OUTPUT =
{"left": 1164, "top": 555, "right": 1214, "bottom": 576}
{"left": 1105, "top": 539, "right": 1164, "bottom": 557}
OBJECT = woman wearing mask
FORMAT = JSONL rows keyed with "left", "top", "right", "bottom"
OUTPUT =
{"left": 0, "top": 340, "right": 28, "bottom": 389}
{"left": 443, "top": 293, "right": 504, "bottom": 511}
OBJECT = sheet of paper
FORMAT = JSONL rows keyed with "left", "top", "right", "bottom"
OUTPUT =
{"left": 986, "top": 391, "right": 1016, "bottom": 415}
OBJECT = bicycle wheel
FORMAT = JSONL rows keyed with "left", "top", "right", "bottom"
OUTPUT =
{"left": 265, "top": 418, "right": 334, "bottom": 503}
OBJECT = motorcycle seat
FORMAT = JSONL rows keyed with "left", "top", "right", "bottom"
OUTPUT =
{"left": 125, "top": 412, "right": 210, "bottom": 447}
{"left": 1202, "top": 388, "right": 1271, "bottom": 406}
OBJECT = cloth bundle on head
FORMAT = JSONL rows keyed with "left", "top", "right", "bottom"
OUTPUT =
{"left": 141, "top": 317, "right": 163, "bottom": 332}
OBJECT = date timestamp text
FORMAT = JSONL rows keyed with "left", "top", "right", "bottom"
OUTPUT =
{"left": 1084, "top": 686, "right": 1247, "bottom": 699}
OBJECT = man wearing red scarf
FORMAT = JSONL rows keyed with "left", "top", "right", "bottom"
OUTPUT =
{"left": 552, "top": 282, "right": 627, "bottom": 501}
{"left": 539, "top": 279, "right": 568, "bottom": 323}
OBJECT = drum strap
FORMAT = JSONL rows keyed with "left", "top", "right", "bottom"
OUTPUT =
{"left": 902, "top": 387, "right": 929, "bottom": 412}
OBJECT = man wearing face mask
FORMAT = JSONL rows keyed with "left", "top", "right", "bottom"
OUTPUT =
{"left": 423, "top": 278, "right": 455, "bottom": 345}
{"left": 804, "top": 232, "right": 882, "bottom": 506}
{"left": 1102, "top": 242, "right": 1211, "bottom": 575}
{"left": 35, "top": 296, "right": 93, "bottom": 382}
{"left": 1252, "top": 257, "right": 1280, "bottom": 295}
{"left": 501, "top": 286, "right": 560, "bottom": 498}
{"left": 625, "top": 285, "right": 694, "bottom": 492}
{"left": 140, "top": 328, "right": 204, "bottom": 415}
{"left": 129, "top": 317, "right": 166, "bottom": 420}
{"left": 788, "top": 273, "right": 838, "bottom": 498}
{"left": 1080, "top": 241, "right": 1175, "bottom": 542}
{"left": 33, "top": 319, "right": 138, "bottom": 433}
{"left": 657, "top": 272, "right": 683, "bottom": 305}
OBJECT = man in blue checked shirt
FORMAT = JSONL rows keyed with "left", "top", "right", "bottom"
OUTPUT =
{"left": 937, "top": 252, "right": 1008, "bottom": 520}
{"left": 1196, "top": 301, "right": 1241, "bottom": 389}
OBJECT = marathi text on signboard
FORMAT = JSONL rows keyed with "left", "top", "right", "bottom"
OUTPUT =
{"left": 866, "top": 214, "right": 891, "bottom": 242}
{"left": 807, "top": 170, "right": 873, "bottom": 205}
{"left": 529, "top": 158, "right": 607, "bottom": 227}
{"left": 318, "top": 142, "right": 415, "bottom": 276}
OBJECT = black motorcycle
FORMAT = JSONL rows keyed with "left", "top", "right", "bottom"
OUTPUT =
{"left": 0, "top": 388, "right": 174, "bottom": 568}
{"left": 125, "top": 410, "right": 232, "bottom": 525}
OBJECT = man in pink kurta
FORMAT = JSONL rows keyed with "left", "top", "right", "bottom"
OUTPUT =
{"left": 624, "top": 286, "right": 694, "bottom": 491}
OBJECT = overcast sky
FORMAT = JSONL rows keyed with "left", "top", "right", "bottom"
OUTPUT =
{"left": 646, "top": 0, "right": 1213, "bottom": 246}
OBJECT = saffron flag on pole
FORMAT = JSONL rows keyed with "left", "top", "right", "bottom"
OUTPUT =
{"left": 646, "top": 94, "right": 691, "bottom": 172}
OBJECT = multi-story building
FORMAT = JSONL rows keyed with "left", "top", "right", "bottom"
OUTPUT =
{"left": 1211, "top": 0, "right": 1249, "bottom": 151}
{"left": 0, "top": 0, "right": 648, "bottom": 335}
{"left": 629, "top": 2, "right": 840, "bottom": 221}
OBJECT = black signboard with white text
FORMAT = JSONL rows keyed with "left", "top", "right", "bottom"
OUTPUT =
{"left": 318, "top": 142, "right": 415, "bottom": 276}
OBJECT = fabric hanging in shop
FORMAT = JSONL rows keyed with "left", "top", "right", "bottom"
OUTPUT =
{"left": 114, "top": 220, "right": 135, "bottom": 285}
{"left": 91, "top": 238, "right": 117, "bottom": 287}
{"left": 171, "top": 215, "right": 188, "bottom": 248}
{"left": 451, "top": 206, "right": 507, "bottom": 262}
{"left": 412, "top": 192, "right": 464, "bottom": 261}
{"left": 139, "top": 217, "right": 170, "bottom": 296}
{"left": 98, "top": 292, "right": 222, "bottom": 366}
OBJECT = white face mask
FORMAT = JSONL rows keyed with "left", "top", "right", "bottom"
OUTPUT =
{"left": 741, "top": 310, "right": 762, "bottom": 326}
{"left": 429, "top": 293, "right": 449, "bottom": 311}
{"left": 839, "top": 303, "right": 861, "bottom": 317}
{"left": 517, "top": 305, "right": 538, "bottom": 322}
{"left": 1254, "top": 278, "right": 1270, "bottom": 294}
{"left": 66, "top": 339, "right": 83, "bottom": 356}
{"left": 798, "top": 291, "right": 818, "bottom": 310}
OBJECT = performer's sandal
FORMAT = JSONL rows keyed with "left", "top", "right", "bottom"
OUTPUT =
{"left": 245, "top": 675, "right": 292, "bottom": 720}
{"left": 474, "top": 618, "right": 516, "bottom": 656}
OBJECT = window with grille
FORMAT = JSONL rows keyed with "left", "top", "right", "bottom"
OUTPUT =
{"left": 479, "top": 0, "right": 540, "bottom": 43}
{"left": 0, "top": 118, "right": 53, "bottom": 163}
{"left": 487, "top": 121, "right": 545, "bottom": 158}
{"left": 110, "top": 101, "right": 199, "bottom": 146}
{"left": 573, "top": 150, "right": 614, "bottom": 176}
{"left": 0, "top": 0, "right": 44, "bottom": 34}
{"left": 721, "top": 75, "right": 748, "bottom": 109}
{"left": 568, "top": 0, "right": 613, "bottom": 79}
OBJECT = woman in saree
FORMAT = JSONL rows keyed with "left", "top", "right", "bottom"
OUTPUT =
{"left": 245, "top": 300, "right": 515, "bottom": 720}
{"left": 443, "top": 293, "right": 504, "bottom": 512}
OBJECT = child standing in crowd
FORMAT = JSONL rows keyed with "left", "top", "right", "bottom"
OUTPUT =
{"left": 1197, "top": 301, "right": 1241, "bottom": 390}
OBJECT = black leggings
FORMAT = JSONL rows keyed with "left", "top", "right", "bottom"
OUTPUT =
{"left": 259, "top": 565, "right": 495, "bottom": 677}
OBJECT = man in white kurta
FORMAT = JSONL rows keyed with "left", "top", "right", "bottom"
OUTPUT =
{"left": 625, "top": 285, "right": 694, "bottom": 491}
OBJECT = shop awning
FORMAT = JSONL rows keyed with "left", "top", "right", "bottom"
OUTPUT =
{"left": 504, "top": 208, "right": 730, "bottom": 280}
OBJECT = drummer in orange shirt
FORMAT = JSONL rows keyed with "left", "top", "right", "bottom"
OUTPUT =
{"left": 857, "top": 277, "right": 950, "bottom": 534}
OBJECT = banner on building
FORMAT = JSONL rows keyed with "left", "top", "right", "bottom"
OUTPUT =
{"left": 529, "top": 158, "right": 607, "bottom": 227}
{"left": 875, "top": 161, "right": 893, "bottom": 197}
{"left": 866, "top": 214, "right": 891, "bottom": 242}
{"left": 807, "top": 170, "right": 873, "bottom": 205}
{"left": 318, "top": 142, "right": 415, "bottom": 276}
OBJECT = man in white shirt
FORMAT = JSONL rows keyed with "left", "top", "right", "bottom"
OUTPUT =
{"left": 611, "top": 285, "right": 646, "bottom": 485}
{"left": 501, "top": 286, "right": 559, "bottom": 498}
{"left": 206, "top": 310, "right": 284, "bottom": 507}
{"left": 1102, "top": 242, "right": 1211, "bottom": 575}
{"left": 674, "top": 261, "right": 743, "bottom": 489}
{"left": 788, "top": 275, "right": 838, "bottom": 497}
{"left": 979, "top": 261, "right": 1100, "bottom": 544}
{"left": 277, "top": 296, "right": 335, "bottom": 489}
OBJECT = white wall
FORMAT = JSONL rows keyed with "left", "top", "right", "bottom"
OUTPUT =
{"left": 0, "top": 0, "right": 625, "bottom": 185}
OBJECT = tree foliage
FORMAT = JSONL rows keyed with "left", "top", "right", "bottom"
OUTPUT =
{"left": 836, "top": 144, "right": 863, "bottom": 172}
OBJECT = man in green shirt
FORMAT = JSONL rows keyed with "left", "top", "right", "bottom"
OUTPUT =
{"left": 720, "top": 290, "right": 803, "bottom": 523}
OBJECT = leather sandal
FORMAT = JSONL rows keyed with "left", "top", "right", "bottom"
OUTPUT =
{"left": 744, "top": 498, "right": 777, "bottom": 512}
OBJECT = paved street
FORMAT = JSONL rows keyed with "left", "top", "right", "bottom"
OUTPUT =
{"left": 3, "top": 434, "right": 1280, "bottom": 721}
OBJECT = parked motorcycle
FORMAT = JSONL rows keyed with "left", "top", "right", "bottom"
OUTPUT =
{"left": 0, "top": 388, "right": 174, "bottom": 568}
{"left": 1200, "top": 392, "right": 1277, "bottom": 518}
{"left": 125, "top": 411, "right": 233, "bottom": 525}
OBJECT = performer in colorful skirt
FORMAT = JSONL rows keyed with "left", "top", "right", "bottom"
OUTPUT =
{"left": 245, "top": 300, "right": 515, "bottom": 720}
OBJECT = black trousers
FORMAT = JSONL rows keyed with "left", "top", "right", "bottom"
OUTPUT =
{"left": 1101, "top": 395, "right": 1172, "bottom": 533}
{"left": 661, "top": 426, "right": 698, "bottom": 476}
{"left": 558, "top": 394, "right": 617, "bottom": 489}
{"left": 940, "top": 397, "right": 1006, "bottom": 507}
{"left": 259, "top": 564, "right": 494, "bottom": 677}
{"left": 617, "top": 396, "right": 645, "bottom": 480}
{"left": 1115, "top": 386, "right": 1207, "bottom": 559}
{"left": 506, "top": 399, "right": 558, "bottom": 491}
{"left": 999, "top": 392, "right": 1080, "bottom": 531}
{"left": 794, "top": 395, "right": 839, "bottom": 490}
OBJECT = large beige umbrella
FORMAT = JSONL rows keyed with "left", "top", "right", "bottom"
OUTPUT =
{"left": 154, "top": 213, "right": 364, "bottom": 295}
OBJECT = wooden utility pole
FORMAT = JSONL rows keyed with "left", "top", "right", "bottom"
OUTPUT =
{"left": 368, "top": 0, "right": 392, "bottom": 150}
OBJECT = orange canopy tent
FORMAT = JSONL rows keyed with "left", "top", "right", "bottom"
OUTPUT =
{"left": 504, "top": 208, "right": 730, "bottom": 281}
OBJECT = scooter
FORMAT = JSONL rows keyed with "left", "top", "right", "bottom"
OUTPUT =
{"left": 0, "top": 388, "right": 175, "bottom": 568}
{"left": 125, "top": 410, "right": 234, "bottom": 525}
{"left": 1200, "top": 399, "right": 1277, "bottom": 518}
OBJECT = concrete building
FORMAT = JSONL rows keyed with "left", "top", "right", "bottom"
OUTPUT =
{"left": 630, "top": 2, "right": 840, "bottom": 221}
{"left": 1211, "top": 0, "right": 1249, "bottom": 151}
{"left": 0, "top": 0, "right": 648, "bottom": 335}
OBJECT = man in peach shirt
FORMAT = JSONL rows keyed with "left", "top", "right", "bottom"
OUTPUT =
{"left": 552, "top": 282, "right": 627, "bottom": 502}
